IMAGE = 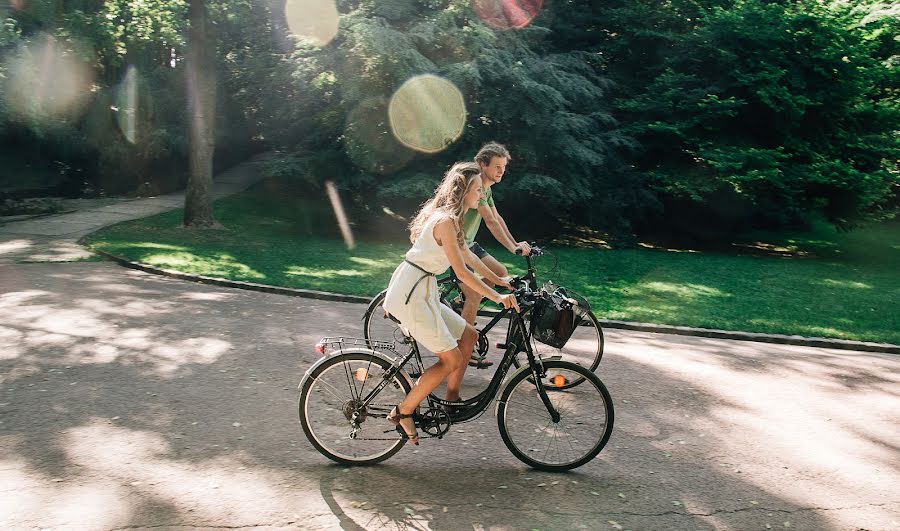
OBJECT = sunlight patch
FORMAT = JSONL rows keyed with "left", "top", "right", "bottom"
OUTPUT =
{"left": 178, "top": 292, "right": 232, "bottom": 301}
{"left": 0, "top": 290, "right": 51, "bottom": 306}
{"left": 143, "top": 253, "right": 266, "bottom": 280}
{"left": 146, "top": 337, "right": 231, "bottom": 375}
{"left": 796, "top": 325, "right": 849, "bottom": 339}
{"left": 731, "top": 241, "right": 806, "bottom": 256}
{"left": 115, "top": 242, "right": 191, "bottom": 252}
{"left": 285, "top": 266, "right": 368, "bottom": 279}
{"left": 0, "top": 239, "right": 34, "bottom": 254}
{"left": 640, "top": 282, "right": 727, "bottom": 298}
{"left": 820, "top": 279, "right": 872, "bottom": 290}
{"left": 61, "top": 423, "right": 293, "bottom": 525}
{"left": 347, "top": 256, "right": 395, "bottom": 268}
{"left": 637, "top": 242, "right": 701, "bottom": 253}
{"left": 0, "top": 458, "right": 129, "bottom": 529}
{"left": 0, "top": 326, "right": 24, "bottom": 360}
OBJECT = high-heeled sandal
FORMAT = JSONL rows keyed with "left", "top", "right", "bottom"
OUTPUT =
{"left": 387, "top": 405, "right": 420, "bottom": 445}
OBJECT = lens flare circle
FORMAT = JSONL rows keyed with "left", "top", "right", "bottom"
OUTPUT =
{"left": 388, "top": 74, "right": 467, "bottom": 154}
{"left": 114, "top": 66, "right": 139, "bottom": 144}
{"left": 471, "top": 0, "right": 543, "bottom": 30}
{"left": 284, "top": 0, "right": 339, "bottom": 47}
{"left": 3, "top": 34, "right": 94, "bottom": 122}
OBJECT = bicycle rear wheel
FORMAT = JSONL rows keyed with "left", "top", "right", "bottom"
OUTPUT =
{"left": 299, "top": 352, "right": 412, "bottom": 465}
{"left": 497, "top": 360, "right": 614, "bottom": 471}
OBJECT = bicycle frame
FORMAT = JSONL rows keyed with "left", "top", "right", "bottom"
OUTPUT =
{"left": 355, "top": 298, "right": 560, "bottom": 426}
{"left": 438, "top": 251, "right": 541, "bottom": 354}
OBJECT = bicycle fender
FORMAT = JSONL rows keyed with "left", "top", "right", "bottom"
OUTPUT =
{"left": 363, "top": 289, "right": 388, "bottom": 320}
{"left": 297, "top": 347, "right": 414, "bottom": 391}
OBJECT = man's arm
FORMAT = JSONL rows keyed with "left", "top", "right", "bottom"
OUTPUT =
{"left": 464, "top": 248, "right": 510, "bottom": 287}
{"left": 480, "top": 204, "right": 518, "bottom": 253}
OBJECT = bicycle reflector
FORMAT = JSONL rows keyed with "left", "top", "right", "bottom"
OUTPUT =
{"left": 314, "top": 342, "right": 325, "bottom": 355}
{"left": 552, "top": 374, "right": 568, "bottom": 388}
{"left": 355, "top": 368, "right": 370, "bottom": 381}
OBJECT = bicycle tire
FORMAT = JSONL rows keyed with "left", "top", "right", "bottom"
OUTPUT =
{"left": 299, "top": 351, "right": 413, "bottom": 465}
{"left": 496, "top": 360, "right": 614, "bottom": 471}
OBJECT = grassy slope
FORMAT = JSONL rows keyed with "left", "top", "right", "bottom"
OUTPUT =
{"left": 85, "top": 180, "right": 900, "bottom": 345}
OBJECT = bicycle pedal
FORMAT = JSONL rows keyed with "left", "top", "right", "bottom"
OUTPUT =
{"left": 496, "top": 342, "right": 508, "bottom": 349}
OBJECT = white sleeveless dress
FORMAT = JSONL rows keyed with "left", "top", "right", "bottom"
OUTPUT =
{"left": 383, "top": 214, "right": 467, "bottom": 353}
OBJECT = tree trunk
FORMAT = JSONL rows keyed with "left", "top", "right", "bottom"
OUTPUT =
{"left": 183, "top": 0, "right": 220, "bottom": 228}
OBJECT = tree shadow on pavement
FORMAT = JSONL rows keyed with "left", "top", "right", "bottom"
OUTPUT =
{"left": 1, "top": 263, "right": 898, "bottom": 530}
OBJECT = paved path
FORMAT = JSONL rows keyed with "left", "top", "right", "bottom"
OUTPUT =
{"left": 2, "top": 262, "right": 898, "bottom": 530}
{"left": 0, "top": 154, "right": 271, "bottom": 263}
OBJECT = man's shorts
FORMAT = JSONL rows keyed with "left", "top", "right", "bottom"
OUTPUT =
{"left": 469, "top": 241, "right": 488, "bottom": 259}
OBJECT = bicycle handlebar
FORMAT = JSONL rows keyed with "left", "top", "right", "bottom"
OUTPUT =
{"left": 511, "top": 285, "right": 541, "bottom": 310}
{"left": 515, "top": 243, "right": 543, "bottom": 257}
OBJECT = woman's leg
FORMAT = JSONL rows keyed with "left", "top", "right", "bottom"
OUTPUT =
{"left": 445, "top": 324, "right": 478, "bottom": 401}
{"left": 398, "top": 346, "right": 465, "bottom": 415}
{"left": 460, "top": 283, "right": 481, "bottom": 326}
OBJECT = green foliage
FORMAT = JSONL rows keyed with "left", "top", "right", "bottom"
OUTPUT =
{"left": 2, "top": 0, "right": 897, "bottom": 237}
{"left": 609, "top": 0, "right": 899, "bottom": 229}
{"left": 0, "top": 0, "right": 280, "bottom": 197}
{"left": 277, "top": 0, "right": 633, "bottom": 231}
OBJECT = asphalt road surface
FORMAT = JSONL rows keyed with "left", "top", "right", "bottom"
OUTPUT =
{"left": 2, "top": 262, "right": 898, "bottom": 530}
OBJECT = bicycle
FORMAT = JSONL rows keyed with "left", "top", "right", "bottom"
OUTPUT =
{"left": 298, "top": 284, "right": 615, "bottom": 471}
{"left": 361, "top": 245, "right": 604, "bottom": 389}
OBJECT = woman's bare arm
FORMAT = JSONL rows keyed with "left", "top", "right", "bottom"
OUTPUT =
{"left": 434, "top": 220, "right": 517, "bottom": 309}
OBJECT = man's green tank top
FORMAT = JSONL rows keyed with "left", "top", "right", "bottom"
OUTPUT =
{"left": 462, "top": 185, "right": 494, "bottom": 246}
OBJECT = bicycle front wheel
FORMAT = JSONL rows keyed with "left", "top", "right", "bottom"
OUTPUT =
{"left": 497, "top": 360, "right": 614, "bottom": 471}
{"left": 299, "top": 352, "right": 412, "bottom": 465}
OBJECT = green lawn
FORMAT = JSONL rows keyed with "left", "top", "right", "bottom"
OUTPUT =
{"left": 84, "top": 179, "right": 900, "bottom": 345}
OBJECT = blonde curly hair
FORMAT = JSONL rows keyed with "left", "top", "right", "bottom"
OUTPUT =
{"left": 408, "top": 161, "right": 481, "bottom": 248}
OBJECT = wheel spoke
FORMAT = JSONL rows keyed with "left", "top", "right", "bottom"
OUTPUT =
{"left": 301, "top": 353, "right": 412, "bottom": 465}
{"left": 342, "top": 360, "right": 360, "bottom": 402}
{"left": 313, "top": 374, "right": 354, "bottom": 403}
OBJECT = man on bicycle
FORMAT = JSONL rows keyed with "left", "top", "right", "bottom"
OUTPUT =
{"left": 460, "top": 142, "right": 532, "bottom": 367}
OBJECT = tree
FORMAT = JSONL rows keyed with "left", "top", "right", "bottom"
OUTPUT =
{"left": 275, "top": 0, "right": 634, "bottom": 234}
{"left": 183, "top": 0, "right": 220, "bottom": 227}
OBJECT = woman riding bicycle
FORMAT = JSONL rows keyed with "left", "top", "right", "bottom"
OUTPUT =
{"left": 382, "top": 161, "right": 519, "bottom": 444}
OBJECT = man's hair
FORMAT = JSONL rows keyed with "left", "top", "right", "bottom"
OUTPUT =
{"left": 474, "top": 142, "right": 511, "bottom": 166}
{"left": 408, "top": 161, "right": 481, "bottom": 247}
